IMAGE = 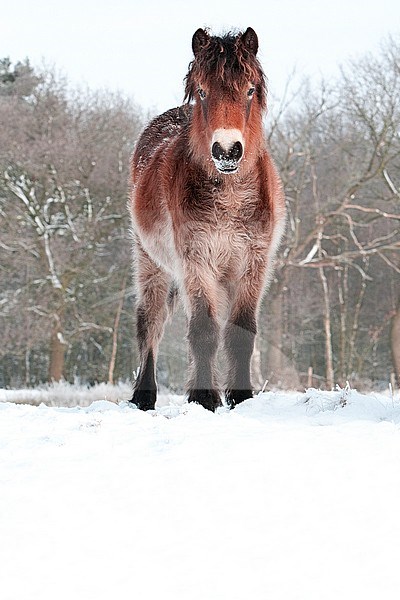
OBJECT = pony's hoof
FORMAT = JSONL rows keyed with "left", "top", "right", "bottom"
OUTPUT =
{"left": 188, "top": 389, "right": 221, "bottom": 412}
{"left": 225, "top": 389, "right": 253, "bottom": 409}
{"left": 131, "top": 389, "right": 157, "bottom": 411}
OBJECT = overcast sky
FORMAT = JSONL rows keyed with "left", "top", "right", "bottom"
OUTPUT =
{"left": 2, "top": 0, "right": 399, "bottom": 113}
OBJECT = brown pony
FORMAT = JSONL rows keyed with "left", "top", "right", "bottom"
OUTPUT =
{"left": 129, "top": 27, "right": 286, "bottom": 412}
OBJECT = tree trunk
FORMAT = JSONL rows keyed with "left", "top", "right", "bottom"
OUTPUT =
{"left": 266, "top": 274, "right": 300, "bottom": 389}
{"left": 25, "top": 347, "right": 31, "bottom": 386}
{"left": 348, "top": 279, "right": 367, "bottom": 378}
{"left": 267, "top": 279, "right": 285, "bottom": 383}
{"left": 319, "top": 265, "right": 334, "bottom": 389}
{"left": 48, "top": 315, "right": 66, "bottom": 381}
{"left": 391, "top": 301, "right": 400, "bottom": 388}
{"left": 108, "top": 274, "right": 128, "bottom": 384}
{"left": 337, "top": 267, "right": 348, "bottom": 383}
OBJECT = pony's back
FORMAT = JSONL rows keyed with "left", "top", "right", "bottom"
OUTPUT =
{"left": 132, "top": 105, "right": 192, "bottom": 179}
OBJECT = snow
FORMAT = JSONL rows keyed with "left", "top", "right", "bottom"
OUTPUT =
{"left": 1, "top": 386, "right": 400, "bottom": 599}
{"left": 0, "top": 381, "right": 133, "bottom": 407}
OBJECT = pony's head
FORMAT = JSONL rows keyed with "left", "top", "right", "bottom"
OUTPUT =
{"left": 185, "top": 27, "right": 266, "bottom": 175}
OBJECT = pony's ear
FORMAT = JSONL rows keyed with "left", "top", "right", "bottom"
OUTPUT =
{"left": 241, "top": 27, "right": 258, "bottom": 55}
{"left": 192, "top": 28, "right": 210, "bottom": 56}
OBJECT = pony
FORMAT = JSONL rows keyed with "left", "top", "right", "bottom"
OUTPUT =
{"left": 129, "top": 27, "right": 286, "bottom": 411}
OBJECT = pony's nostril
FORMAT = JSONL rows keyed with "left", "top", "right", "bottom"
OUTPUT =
{"left": 230, "top": 141, "right": 243, "bottom": 161}
{"left": 212, "top": 141, "right": 224, "bottom": 161}
{"left": 212, "top": 140, "right": 243, "bottom": 162}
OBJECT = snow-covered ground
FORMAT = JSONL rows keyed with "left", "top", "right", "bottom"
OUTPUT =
{"left": 1, "top": 386, "right": 400, "bottom": 600}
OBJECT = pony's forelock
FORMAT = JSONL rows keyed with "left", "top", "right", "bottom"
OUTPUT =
{"left": 184, "top": 29, "right": 267, "bottom": 109}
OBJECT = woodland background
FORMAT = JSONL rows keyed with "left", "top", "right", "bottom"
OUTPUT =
{"left": 0, "top": 37, "right": 399, "bottom": 391}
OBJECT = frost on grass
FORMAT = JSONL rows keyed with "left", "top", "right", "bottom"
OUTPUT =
{"left": 1, "top": 381, "right": 399, "bottom": 422}
{"left": 0, "top": 380, "right": 184, "bottom": 408}
{"left": 0, "top": 381, "right": 132, "bottom": 407}
{"left": 301, "top": 384, "right": 400, "bottom": 422}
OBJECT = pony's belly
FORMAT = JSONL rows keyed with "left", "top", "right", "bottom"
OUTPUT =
{"left": 218, "top": 230, "right": 269, "bottom": 279}
{"left": 180, "top": 223, "right": 269, "bottom": 280}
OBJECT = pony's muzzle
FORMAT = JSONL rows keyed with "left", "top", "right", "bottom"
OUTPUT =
{"left": 211, "top": 129, "right": 244, "bottom": 174}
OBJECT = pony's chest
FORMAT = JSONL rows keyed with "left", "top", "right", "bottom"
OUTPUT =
{"left": 212, "top": 184, "right": 262, "bottom": 230}
{"left": 182, "top": 191, "right": 269, "bottom": 278}
{"left": 182, "top": 220, "right": 269, "bottom": 282}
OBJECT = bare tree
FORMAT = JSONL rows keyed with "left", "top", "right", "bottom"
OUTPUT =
{"left": 392, "top": 300, "right": 400, "bottom": 387}
{"left": 0, "top": 62, "right": 142, "bottom": 383}
{"left": 265, "top": 35, "right": 400, "bottom": 388}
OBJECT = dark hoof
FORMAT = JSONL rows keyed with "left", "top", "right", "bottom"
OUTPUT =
{"left": 131, "top": 388, "right": 157, "bottom": 411}
{"left": 188, "top": 389, "right": 221, "bottom": 412}
{"left": 225, "top": 389, "right": 253, "bottom": 409}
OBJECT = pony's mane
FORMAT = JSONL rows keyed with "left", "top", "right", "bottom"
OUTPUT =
{"left": 184, "top": 30, "right": 267, "bottom": 109}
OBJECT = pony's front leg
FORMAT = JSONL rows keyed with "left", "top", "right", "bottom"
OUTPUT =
{"left": 186, "top": 292, "right": 221, "bottom": 412}
{"left": 224, "top": 277, "right": 263, "bottom": 408}
{"left": 131, "top": 245, "right": 170, "bottom": 411}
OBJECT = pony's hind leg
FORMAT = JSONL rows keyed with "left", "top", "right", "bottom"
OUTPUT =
{"left": 131, "top": 245, "right": 171, "bottom": 411}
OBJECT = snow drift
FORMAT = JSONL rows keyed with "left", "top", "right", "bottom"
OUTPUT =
{"left": 1, "top": 387, "right": 400, "bottom": 599}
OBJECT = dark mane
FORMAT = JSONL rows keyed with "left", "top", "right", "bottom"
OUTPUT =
{"left": 184, "top": 30, "right": 267, "bottom": 109}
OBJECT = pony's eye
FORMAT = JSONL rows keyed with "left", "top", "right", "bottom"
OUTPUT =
{"left": 247, "top": 87, "right": 255, "bottom": 98}
{"left": 198, "top": 87, "right": 206, "bottom": 100}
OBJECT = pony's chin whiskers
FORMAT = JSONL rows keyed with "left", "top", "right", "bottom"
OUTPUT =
{"left": 214, "top": 162, "right": 239, "bottom": 175}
